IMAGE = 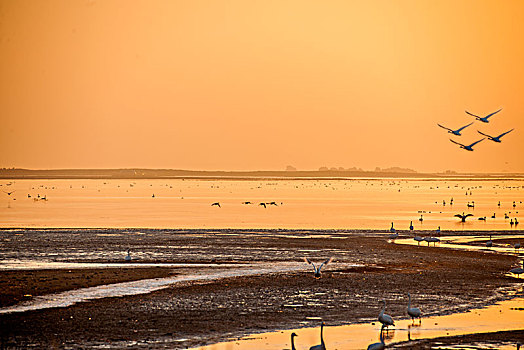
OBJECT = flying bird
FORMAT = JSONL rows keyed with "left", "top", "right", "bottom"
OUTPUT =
{"left": 437, "top": 122, "right": 474, "bottom": 136}
{"left": 211, "top": 202, "right": 221, "bottom": 208}
{"left": 465, "top": 108, "right": 502, "bottom": 123}
{"left": 449, "top": 138, "right": 485, "bottom": 151}
{"left": 455, "top": 212, "right": 474, "bottom": 222}
{"left": 259, "top": 202, "right": 266, "bottom": 208}
{"left": 305, "top": 257, "right": 333, "bottom": 278}
{"left": 477, "top": 129, "right": 514, "bottom": 143}
{"left": 3, "top": 191, "right": 15, "bottom": 196}
{"left": 241, "top": 201, "right": 252, "bottom": 205}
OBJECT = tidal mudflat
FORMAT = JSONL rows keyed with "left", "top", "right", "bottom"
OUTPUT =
{"left": 0, "top": 228, "right": 522, "bottom": 349}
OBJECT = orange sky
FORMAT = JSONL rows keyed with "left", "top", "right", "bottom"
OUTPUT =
{"left": 1, "top": 0, "right": 523, "bottom": 173}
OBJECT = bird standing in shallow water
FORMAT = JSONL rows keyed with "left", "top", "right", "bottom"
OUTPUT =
{"left": 367, "top": 329, "right": 385, "bottom": 350}
{"left": 125, "top": 250, "right": 131, "bottom": 261}
{"left": 407, "top": 293, "right": 422, "bottom": 323}
{"left": 290, "top": 332, "right": 298, "bottom": 350}
{"left": 309, "top": 321, "right": 326, "bottom": 350}
{"left": 378, "top": 300, "right": 394, "bottom": 330}
{"left": 486, "top": 234, "right": 493, "bottom": 248}
{"left": 509, "top": 261, "right": 524, "bottom": 278}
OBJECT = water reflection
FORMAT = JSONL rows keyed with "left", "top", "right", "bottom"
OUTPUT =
{"left": 395, "top": 234, "right": 524, "bottom": 256}
{"left": 190, "top": 298, "right": 524, "bottom": 349}
{"left": 0, "top": 262, "right": 306, "bottom": 314}
{"left": 1, "top": 178, "right": 522, "bottom": 229}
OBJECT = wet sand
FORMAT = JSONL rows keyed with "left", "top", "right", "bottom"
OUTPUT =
{"left": 0, "top": 229, "right": 523, "bottom": 349}
{"left": 0, "top": 268, "right": 176, "bottom": 308}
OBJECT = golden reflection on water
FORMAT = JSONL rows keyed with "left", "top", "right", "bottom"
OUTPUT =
{"left": 396, "top": 235, "right": 524, "bottom": 256}
{"left": 0, "top": 178, "right": 522, "bottom": 229}
{"left": 192, "top": 298, "right": 524, "bottom": 349}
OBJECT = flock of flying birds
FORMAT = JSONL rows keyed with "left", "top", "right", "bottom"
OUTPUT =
{"left": 437, "top": 108, "right": 514, "bottom": 151}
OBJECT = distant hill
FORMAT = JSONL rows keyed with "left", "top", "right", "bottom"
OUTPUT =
{"left": 0, "top": 168, "right": 523, "bottom": 179}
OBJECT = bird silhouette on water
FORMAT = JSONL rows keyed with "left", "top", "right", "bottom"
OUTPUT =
{"left": 309, "top": 321, "right": 326, "bottom": 350}
{"left": 455, "top": 212, "right": 474, "bottom": 222}
{"left": 367, "top": 329, "right": 385, "bottom": 350}
{"left": 290, "top": 332, "right": 298, "bottom": 350}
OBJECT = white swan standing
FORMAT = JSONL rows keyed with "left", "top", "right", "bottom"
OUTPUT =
{"left": 305, "top": 257, "right": 333, "bottom": 278}
{"left": 437, "top": 122, "right": 474, "bottom": 136}
{"left": 378, "top": 300, "right": 394, "bottom": 330}
{"left": 367, "top": 329, "right": 385, "bottom": 350}
{"left": 407, "top": 293, "right": 421, "bottom": 323}
{"left": 309, "top": 321, "right": 326, "bottom": 350}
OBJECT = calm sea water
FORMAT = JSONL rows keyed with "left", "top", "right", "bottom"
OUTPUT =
{"left": 0, "top": 178, "right": 522, "bottom": 230}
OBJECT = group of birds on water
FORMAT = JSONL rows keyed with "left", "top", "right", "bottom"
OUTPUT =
{"left": 437, "top": 108, "right": 514, "bottom": 151}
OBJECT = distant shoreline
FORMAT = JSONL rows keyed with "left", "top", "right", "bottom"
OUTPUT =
{"left": 1, "top": 168, "right": 523, "bottom": 180}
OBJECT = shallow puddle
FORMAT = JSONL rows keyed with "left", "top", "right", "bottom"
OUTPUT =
{"left": 0, "top": 259, "right": 250, "bottom": 270}
{"left": 395, "top": 234, "right": 524, "bottom": 256}
{"left": 190, "top": 297, "right": 524, "bottom": 349}
{"left": 0, "top": 262, "right": 359, "bottom": 314}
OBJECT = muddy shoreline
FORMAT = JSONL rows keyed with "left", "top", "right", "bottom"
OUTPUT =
{"left": 0, "top": 229, "right": 523, "bottom": 349}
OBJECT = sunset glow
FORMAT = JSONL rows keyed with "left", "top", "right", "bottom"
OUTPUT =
{"left": 1, "top": 0, "right": 523, "bottom": 172}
